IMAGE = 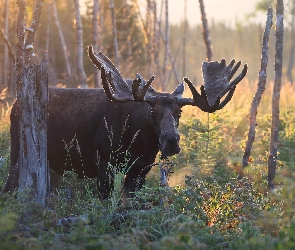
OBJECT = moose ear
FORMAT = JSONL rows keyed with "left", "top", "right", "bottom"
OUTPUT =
{"left": 172, "top": 81, "right": 185, "bottom": 99}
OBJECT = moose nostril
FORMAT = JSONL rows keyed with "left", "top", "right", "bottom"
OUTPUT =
{"left": 160, "top": 134, "right": 181, "bottom": 156}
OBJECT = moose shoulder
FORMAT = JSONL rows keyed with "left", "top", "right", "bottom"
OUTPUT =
{"left": 3, "top": 46, "right": 247, "bottom": 199}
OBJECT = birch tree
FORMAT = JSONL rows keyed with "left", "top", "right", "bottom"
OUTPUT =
{"left": 287, "top": 0, "right": 295, "bottom": 83}
{"left": 109, "top": 0, "right": 119, "bottom": 69}
{"left": 92, "top": 0, "right": 100, "bottom": 87}
{"left": 52, "top": 0, "right": 72, "bottom": 83}
{"left": 268, "top": 0, "right": 284, "bottom": 190}
{"left": 3, "top": 0, "right": 9, "bottom": 90}
{"left": 162, "top": 0, "right": 169, "bottom": 90}
{"left": 182, "top": 0, "right": 187, "bottom": 76}
{"left": 74, "top": 0, "right": 87, "bottom": 88}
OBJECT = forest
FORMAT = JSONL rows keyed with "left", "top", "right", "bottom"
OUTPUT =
{"left": 0, "top": 0, "right": 295, "bottom": 249}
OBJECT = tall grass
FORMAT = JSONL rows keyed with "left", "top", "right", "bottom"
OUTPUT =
{"left": 0, "top": 79, "right": 295, "bottom": 249}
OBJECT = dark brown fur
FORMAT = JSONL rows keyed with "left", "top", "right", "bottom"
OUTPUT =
{"left": 4, "top": 87, "right": 181, "bottom": 199}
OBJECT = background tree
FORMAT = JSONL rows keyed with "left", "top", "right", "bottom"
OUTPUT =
{"left": 242, "top": 8, "right": 273, "bottom": 170}
{"left": 268, "top": 0, "right": 284, "bottom": 190}
{"left": 92, "top": 0, "right": 101, "bottom": 87}
{"left": 74, "top": 0, "right": 87, "bottom": 88}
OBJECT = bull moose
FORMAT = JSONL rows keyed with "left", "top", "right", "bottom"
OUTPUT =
{"left": 3, "top": 46, "right": 247, "bottom": 199}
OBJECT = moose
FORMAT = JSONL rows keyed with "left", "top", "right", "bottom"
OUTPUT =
{"left": 3, "top": 45, "right": 247, "bottom": 199}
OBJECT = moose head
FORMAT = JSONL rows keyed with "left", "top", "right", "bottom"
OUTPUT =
{"left": 88, "top": 45, "right": 247, "bottom": 159}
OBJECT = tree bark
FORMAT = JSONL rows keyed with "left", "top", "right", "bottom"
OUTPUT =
{"left": 123, "top": 0, "right": 132, "bottom": 57}
{"left": 23, "top": 0, "right": 44, "bottom": 65}
{"left": 3, "top": 0, "right": 9, "bottom": 89}
{"left": 74, "top": 0, "right": 87, "bottom": 88}
{"left": 286, "top": 0, "right": 295, "bottom": 83}
{"left": 268, "top": 0, "right": 284, "bottom": 190}
{"left": 52, "top": 0, "right": 72, "bottom": 81}
{"left": 242, "top": 8, "right": 273, "bottom": 169}
{"left": 19, "top": 62, "right": 48, "bottom": 205}
{"left": 162, "top": 0, "right": 169, "bottom": 90}
{"left": 15, "top": 0, "right": 48, "bottom": 205}
{"left": 199, "top": 0, "right": 213, "bottom": 61}
{"left": 109, "top": 0, "right": 119, "bottom": 69}
{"left": 45, "top": 1, "right": 51, "bottom": 62}
{"left": 0, "top": 28, "right": 15, "bottom": 63}
{"left": 182, "top": 0, "right": 187, "bottom": 76}
{"left": 92, "top": 0, "right": 100, "bottom": 88}
{"left": 16, "top": 0, "right": 27, "bottom": 98}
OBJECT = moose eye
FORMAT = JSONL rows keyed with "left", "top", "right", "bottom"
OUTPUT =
{"left": 178, "top": 110, "right": 182, "bottom": 118}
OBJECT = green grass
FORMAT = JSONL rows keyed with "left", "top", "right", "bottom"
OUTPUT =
{"left": 0, "top": 81, "right": 295, "bottom": 249}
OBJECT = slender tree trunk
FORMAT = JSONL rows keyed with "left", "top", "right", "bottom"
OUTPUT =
{"left": 23, "top": 0, "right": 43, "bottom": 65}
{"left": 163, "top": 0, "right": 169, "bottom": 90}
{"left": 287, "top": 0, "right": 295, "bottom": 83}
{"left": 123, "top": 0, "right": 132, "bottom": 57}
{"left": 0, "top": 28, "right": 15, "bottom": 64}
{"left": 92, "top": 0, "right": 100, "bottom": 87}
{"left": 268, "top": 0, "right": 284, "bottom": 190}
{"left": 74, "top": 0, "right": 87, "bottom": 88}
{"left": 109, "top": 0, "right": 119, "bottom": 69}
{"left": 153, "top": 0, "right": 159, "bottom": 68}
{"left": 16, "top": 0, "right": 26, "bottom": 98}
{"left": 52, "top": 0, "right": 72, "bottom": 82}
{"left": 3, "top": 0, "right": 9, "bottom": 90}
{"left": 242, "top": 8, "right": 273, "bottom": 169}
{"left": 182, "top": 0, "right": 187, "bottom": 76}
{"left": 199, "top": 0, "right": 213, "bottom": 61}
{"left": 45, "top": 1, "right": 51, "bottom": 62}
{"left": 159, "top": 29, "right": 181, "bottom": 84}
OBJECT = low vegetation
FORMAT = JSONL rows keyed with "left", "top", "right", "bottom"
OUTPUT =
{"left": 0, "top": 80, "right": 295, "bottom": 249}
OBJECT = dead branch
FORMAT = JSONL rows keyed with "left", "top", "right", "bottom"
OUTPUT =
{"left": 199, "top": 0, "right": 213, "bottom": 61}
{"left": 0, "top": 28, "right": 16, "bottom": 62}
{"left": 242, "top": 8, "right": 273, "bottom": 170}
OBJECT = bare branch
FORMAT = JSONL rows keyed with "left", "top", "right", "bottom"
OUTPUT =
{"left": 242, "top": 8, "right": 273, "bottom": 169}
{"left": 0, "top": 28, "right": 16, "bottom": 62}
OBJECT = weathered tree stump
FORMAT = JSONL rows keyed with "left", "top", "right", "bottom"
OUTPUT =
{"left": 18, "top": 61, "right": 48, "bottom": 205}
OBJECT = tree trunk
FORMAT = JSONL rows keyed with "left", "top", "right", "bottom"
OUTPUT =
{"left": 199, "top": 0, "right": 213, "bottom": 61}
{"left": 287, "top": 0, "right": 295, "bottom": 83}
{"left": 52, "top": 0, "right": 72, "bottom": 82}
{"left": 182, "top": 0, "right": 187, "bottom": 76}
{"left": 123, "top": 0, "right": 132, "bottom": 57}
{"left": 3, "top": 0, "right": 9, "bottom": 90}
{"left": 162, "top": 0, "right": 169, "bottom": 90}
{"left": 16, "top": 0, "right": 27, "bottom": 98}
{"left": 45, "top": 1, "right": 51, "bottom": 62}
{"left": 198, "top": 0, "right": 213, "bottom": 155}
{"left": 15, "top": 0, "right": 48, "bottom": 205}
{"left": 92, "top": 0, "right": 100, "bottom": 88}
{"left": 242, "top": 8, "right": 273, "bottom": 170}
{"left": 109, "top": 0, "right": 119, "bottom": 69}
{"left": 268, "top": 0, "right": 284, "bottom": 190}
{"left": 74, "top": 0, "right": 87, "bottom": 88}
{"left": 19, "top": 62, "right": 48, "bottom": 205}
{"left": 23, "top": 0, "right": 43, "bottom": 65}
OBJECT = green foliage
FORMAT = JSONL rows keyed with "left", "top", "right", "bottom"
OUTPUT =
{"left": 1, "top": 88, "right": 295, "bottom": 249}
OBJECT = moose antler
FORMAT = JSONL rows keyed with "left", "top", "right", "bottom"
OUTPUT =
{"left": 88, "top": 45, "right": 155, "bottom": 102}
{"left": 178, "top": 59, "right": 248, "bottom": 112}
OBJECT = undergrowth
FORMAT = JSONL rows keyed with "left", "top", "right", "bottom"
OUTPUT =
{"left": 0, "top": 81, "right": 295, "bottom": 249}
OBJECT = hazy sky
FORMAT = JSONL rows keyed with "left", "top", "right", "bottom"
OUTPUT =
{"left": 142, "top": 0, "right": 268, "bottom": 27}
